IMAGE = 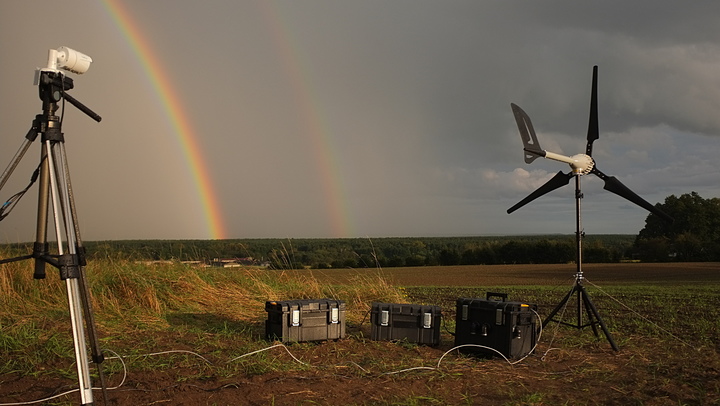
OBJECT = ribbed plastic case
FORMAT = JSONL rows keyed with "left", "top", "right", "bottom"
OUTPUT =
{"left": 454, "top": 293, "right": 537, "bottom": 359}
{"left": 265, "top": 299, "right": 346, "bottom": 342}
{"left": 370, "top": 302, "right": 442, "bottom": 346}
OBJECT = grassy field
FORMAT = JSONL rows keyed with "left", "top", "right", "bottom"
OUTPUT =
{"left": 309, "top": 262, "right": 720, "bottom": 286}
{"left": 1, "top": 258, "right": 719, "bottom": 405}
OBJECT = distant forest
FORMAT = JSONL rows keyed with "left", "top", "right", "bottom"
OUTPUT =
{"left": 3, "top": 193, "right": 715, "bottom": 268}
{"left": 2, "top": 235, "right": 642, "bottom": 269}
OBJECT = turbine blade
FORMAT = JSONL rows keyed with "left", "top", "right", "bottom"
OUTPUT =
{"left": 592, "top": 168, "right": 673, "bottom": 223}
{"left": 507, "top": 171, "right": 573, "bottom": 214}
{"left": 586, "top": 65, "right": 599, "bottom": 156}
{"left": 511, "top": 103, "right": 544, "bottom": 164}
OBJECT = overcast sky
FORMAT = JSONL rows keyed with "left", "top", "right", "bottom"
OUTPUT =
{"left": 0, "top": 1, "right": 718, "bottom": 241}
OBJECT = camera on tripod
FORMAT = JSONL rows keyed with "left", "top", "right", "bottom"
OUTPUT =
{"left": 29, "top": 47, "right": 101, "bottom": 122}
{"left": 0, "top": 46, "right": 104, "bottom": 404}
{"left": 42, "top": 46, "right": 92, "bottom": 75}
{"left": 30, "top": 46, "right": 90, "bottom": 106}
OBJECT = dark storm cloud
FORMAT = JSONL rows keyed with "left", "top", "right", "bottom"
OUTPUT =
{"left": 0, "top": 0, "right": 718, "bottom": 240}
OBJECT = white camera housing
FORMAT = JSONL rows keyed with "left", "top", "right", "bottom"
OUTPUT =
{"left": 43, "top": 46, "right": 92, "bottom": 75}
{"left": 56, "top": 46, "right": 92, "bottom": 74}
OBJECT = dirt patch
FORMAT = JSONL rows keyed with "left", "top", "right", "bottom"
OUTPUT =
{"left": 2, "top": 326, "right": 718, "bottom": 405}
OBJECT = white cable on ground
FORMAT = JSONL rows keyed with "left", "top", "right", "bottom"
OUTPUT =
{"left": 541, "top": 285, "right": 572, "bottom": 361}
{"left": 106, "top": 349, "right": 213, "bottom": 365}
{"left": 226, "top": 343, "right": 309, "bottom": 366}
{"left": 97, "top": 349, "right": 128, "bottom": 390}
{"left": 0, "top": 349, "right": 127, "bottom": 406}
{"left": 387, "top": 309, "right": 544, "bottom": 375}
{"left": 0, "top": 314, "right": 544, "bottom": 405}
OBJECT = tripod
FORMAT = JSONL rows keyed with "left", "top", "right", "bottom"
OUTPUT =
{"left": 541, "top": 175, "right": 619, "bottom": 351}
{"left": 0, "top": 70, "right": 106, "bottom": 405}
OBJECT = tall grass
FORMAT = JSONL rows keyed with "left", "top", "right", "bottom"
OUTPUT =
{"left": 0, "top": 252, "right": 405, "bottom": 377}
{"left": 1, "top": 251, "right": 405, "bottom": 336}
{"left": 0, "top": 258, "right": 68, "bottom": 319}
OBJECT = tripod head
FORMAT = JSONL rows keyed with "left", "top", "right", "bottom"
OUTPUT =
{"left": 34, "top": 46, "right": 102, "bottom": 122}
{"left": 34, "top": 70, "right": 101, "bottom": 123}
{"left": 37, "top": 70, "right": 74, "bottom": 105}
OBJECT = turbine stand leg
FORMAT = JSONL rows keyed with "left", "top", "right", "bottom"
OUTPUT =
{"left": 542, "top": 279, "right": 619, "bottom": 351}
{"left": 579, "top": 283, "right": 619, "bottom": 351}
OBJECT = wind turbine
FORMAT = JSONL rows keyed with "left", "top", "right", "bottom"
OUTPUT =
{"left": 507, "top": 66, "right": 672, "bottom": 351}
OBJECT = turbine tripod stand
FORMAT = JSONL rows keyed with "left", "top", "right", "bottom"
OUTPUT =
{"left": 540, "top": 176, "right": 618, "bottom": 351}
{"left": 0, "top": 70, "right": 106, "bottom": 405}
{"left": 506, "top": 66, "right": 673, "bottom": 351}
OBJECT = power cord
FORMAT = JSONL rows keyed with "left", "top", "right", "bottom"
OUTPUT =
{"left": 0, "top": 159, "right": 44, "bottom": 222}
{"left": 584, "top": 278, "right": 694, "bottom": 348}
{"left": 0, "top": 327, "right": 544, "bottom": 406}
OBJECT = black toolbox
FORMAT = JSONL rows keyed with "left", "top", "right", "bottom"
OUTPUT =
{"left": 454, "top": 293, "right": 537, "bottom": 359}
{"left": 370, "top": 302, "right": 442, "bottom": 346}
{"left": 265, "top": 299, "right": 345, "bottom": 342}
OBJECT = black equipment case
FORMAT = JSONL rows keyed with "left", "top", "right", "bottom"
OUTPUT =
{"left": 265, "top": 299, "right": 346, "bottom": 342}
{"left": 454, "top": 293, "right": 537, "bottom": 359}
{"left": 370, "top": 302, "right": 442, "bottom": 346}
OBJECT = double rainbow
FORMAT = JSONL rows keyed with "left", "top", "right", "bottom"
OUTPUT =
{"left": 258, "top": 2, "right": 354, "bottom": 237}
{"left": 100, "top": 1, "right": 354, "bottom": 238}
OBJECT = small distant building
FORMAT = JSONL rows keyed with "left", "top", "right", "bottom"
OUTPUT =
{"left": 209, "top": 257, "right": 270, "bottom": 268}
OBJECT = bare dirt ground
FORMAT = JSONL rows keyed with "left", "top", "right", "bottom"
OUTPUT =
{"left": 3, "top": 329, "right": 718, "bottom": 405}
{"left": 2, "top": 263, "right": 719, "bottom": 405}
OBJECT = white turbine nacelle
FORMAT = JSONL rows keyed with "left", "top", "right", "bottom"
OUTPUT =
{"left": 543, "top": 151, "right": 595, "bottom": 175}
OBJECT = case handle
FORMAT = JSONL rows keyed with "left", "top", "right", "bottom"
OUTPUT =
{"left": 486, "top": 292, "right": 508, "bottom": 302}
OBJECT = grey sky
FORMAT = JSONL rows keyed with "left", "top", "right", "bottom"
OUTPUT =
{"left": 0, "top": 1, "right": 718, "bottom": 241}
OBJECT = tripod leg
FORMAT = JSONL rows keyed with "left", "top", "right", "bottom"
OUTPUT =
{"left": 45, "top": 140, "right": 95, "bottom": 405}
{"left": 543, "top": 283, "right": 576, "bottom": 328}
{"left": 580, "top": 289, "right": 600, "bottom": 338}
{"left": 65, "top": 278, "right": 95, "bottom": 404}
{"left": 576, "top": 287, "right": 584, "bottom": 329}
{"left": 579, "top": 284, "right": 619, "bottom": 351}
{"left": 33, "top": 147, "right": 51, "bottom": 279}
{"left": 0, "top": 137, "right": 34, "bottom": 192}
{"left": 57, "top": 142, "right": 109, "bottom": 403}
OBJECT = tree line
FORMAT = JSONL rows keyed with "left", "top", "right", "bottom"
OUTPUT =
{"left": 3, "top": 192, "right": 716, "bottom": 268}
{"left": 634, "top": 192, "right": 720, "bottom": 261}
{"left": 76, "top": 234, "right": 634, "bottom": 268}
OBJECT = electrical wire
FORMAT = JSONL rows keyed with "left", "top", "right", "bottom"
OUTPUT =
{"left": 1, "top": 302, "right": 548, "bottom": 404}
{"left": 226, "top": 343, "right": 308, "bottom": 366}
{"left": 107, "top": 349, "right": 213, "bottom": 365}
{"left": 0, "top": 349, "right": 125, "bottom": 406}
{"left": 0, "top": 329, "right": 546, "bottom": 406}
{"left": 59, "top": 72, "right": 66, "bottom": 125}
{"left": 436, "top": 308, "right": 543, "bottom": 369}
{"left": 584, "top": 278, "right": 695, "bottom": 348}
{"left": 541, "top": 283, "right": 573, "bottom": 360}
{"left": 0, "top": 160, "right": 44, "bottom": 222}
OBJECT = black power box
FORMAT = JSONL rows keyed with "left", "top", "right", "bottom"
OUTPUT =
{"left": 454, "top": 293, "right": 537, "bottom": 359}
{"left": 265, "top": 299, "right": 345, "bottom": 343}
{"left": 370, "top": 302, "right": 442, "bottom": 346}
